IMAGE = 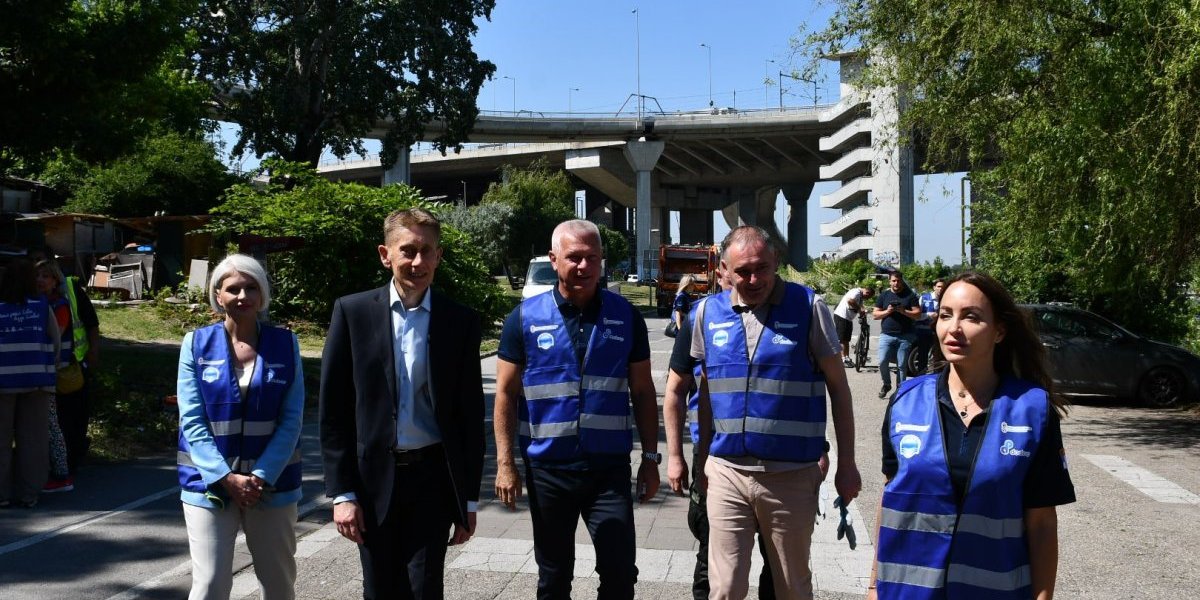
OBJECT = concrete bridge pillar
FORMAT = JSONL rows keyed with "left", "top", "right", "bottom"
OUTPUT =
{"left": 623, "top": 139, "right": 665, "bottom": 278}
{"left": 382, "top": 145, "right": 411, "bottom": 185}
{"left": 678, "top": 209, "right": 713, "bottom": 245}
{"left": 782, "top": 183, "right": 814, "bottom": 271}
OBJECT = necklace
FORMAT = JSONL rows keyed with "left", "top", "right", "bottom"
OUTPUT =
{"left": 955, "top": 389, "right": 970, "bottom": 418}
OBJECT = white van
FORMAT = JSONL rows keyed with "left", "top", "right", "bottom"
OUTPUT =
{"left": 522, "top": 256, "right": 556, "bottom": 299}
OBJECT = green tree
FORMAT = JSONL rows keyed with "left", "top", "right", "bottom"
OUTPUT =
{"left": 190, "top": 0, "right": 496, "bottom": 167}
{"left": 209, "top": 160, "right": 506, "bottom": 326}
{"left": 481, "top": 161, "right": 576, "bottom": 270}
{"left": 598, "top": 224, "right": 629, "bottom": 270}
{"left": 439, "top": 201, "right": 514, "bottom": 271}
{"left": 803, "top": 0, "right": 1200, "bottom": 341}
{"left": 0, "top": 0, "right": 205, "bottom": 170}
{"left": 57, "top": 131, "right": 238, "bottom": 217}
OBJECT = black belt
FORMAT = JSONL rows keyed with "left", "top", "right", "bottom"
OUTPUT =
{"left": 391, "top": 444, "right": 442, "bottom": 467}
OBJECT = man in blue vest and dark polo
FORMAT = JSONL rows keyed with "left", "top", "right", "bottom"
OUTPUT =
{"left": 494, "top": 219, "right": 660, "bottom": 600}
{"left": 687, "top": 226, "right": 862, "bottom": 600}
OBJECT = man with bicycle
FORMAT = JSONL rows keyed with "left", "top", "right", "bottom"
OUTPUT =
{"left": 833, "top": 285, "right": 875, "bottom": 368}
{"left": 872, "top": 270, "right": 921, "bottom": 399}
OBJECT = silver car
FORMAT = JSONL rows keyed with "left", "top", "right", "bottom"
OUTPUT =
{"left": 1022, "top": 304, "right": 1200, "bottom": 407}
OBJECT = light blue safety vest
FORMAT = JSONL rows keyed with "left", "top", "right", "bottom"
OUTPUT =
{"left": 0, "top": 297, "right": 57, "bottom": 391}
{"left": 877, "top": 374, "right": 1048, "bottom": 599}
{"left": 518, "top": 289, "right": 635, "bottom": 461}
{"left": 701, "top": 283, "right": 827, "bottom": 462}
{"left": 177, "top": 323, "right": 302, "bottom": 495}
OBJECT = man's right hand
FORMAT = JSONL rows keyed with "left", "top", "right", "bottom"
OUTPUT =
{"left": 333, "top": 500, "right": 366, "bottom": 544}
{"left": 494, "top": 462, "right": 523, "bottom": 510}
{"left": 667, "top": 454, "right": 690, "bottom": 495}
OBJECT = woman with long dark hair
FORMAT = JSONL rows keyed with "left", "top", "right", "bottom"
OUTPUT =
{"left": 868, "top": 271, "right": 1074, "bottom": 599}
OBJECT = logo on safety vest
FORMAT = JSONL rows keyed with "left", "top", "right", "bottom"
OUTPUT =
{"left": 1000, "top": 439, "right": 1031, "bottom": 457}
{"left": 774, "top": 322, "right": 798, "bottom": 330}
{"left": 536, "top": 332, "right": 555, "bottom": 350}
{"left": 202, "top": 366, "right": 221, "bottom": 383}
{"left": 1000, "top": 421, "right": 1032, "bottom": 434}
{"left": 602, "top": 328, "right": 625, "bottom": 342}
{"left": 603, "top": 318, "right": 625, "bottom": 326}
{"left": 898, "top": 434, "right": 922, "bottom": 459}
{"left": 530, "top": 324, "right": 559, "bottom": 333}
{"left": 771, "top": 333, "right": 797, "bottom": 346}
{"left": 265, "top": 368, "right": 287, "bottom": 385}
{"left": 895, "top": 422, "right": 930, "bottom": 433}
{"left": 712, "top": 329, "right": 729, "bottom": 347}
{"left": 708, "top": 321, "right": 734, "bottom": 330}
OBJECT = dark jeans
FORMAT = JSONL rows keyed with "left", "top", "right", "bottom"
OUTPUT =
{"left": 358, "top": 453, "right": 454, "bottom": 600}
{"left": 913, "top": 329, "right": 935, "bottom": 375}
{"left": 525, "top": 463, "right": 638, "bottom": 600}
{"left": 687, "top": 454, "right": 775, "bottom": 600}
{"left": 55, "top": 365, "right": 91, "bottom": 474}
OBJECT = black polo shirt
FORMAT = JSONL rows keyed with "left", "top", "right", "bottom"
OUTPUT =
{"left": 881, "top": 369, "right": 1076, "bottom": 509}
{"left": 498, "top": 286, "right": 650, "bottom": 470}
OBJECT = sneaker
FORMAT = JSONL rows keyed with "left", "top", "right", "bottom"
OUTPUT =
{"left": 842, "top": 357, "right": 855, "bottom": 368}
{"left": 43, "top": 477, "right": 74, "bottom": 493}
{"left": 878, "top": 385, "right": 892, "bottom": 399}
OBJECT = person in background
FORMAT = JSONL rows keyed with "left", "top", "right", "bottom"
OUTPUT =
{"left": 869, "top": 271, "right": 1074, "bottom": 599}
{"left": 177, "top": 254, "right": 304, "bottom": 599}
{"left": 673, "top": 274, "right": 697, "bottom": 332}
{"left": 833, "top": 285, "right": 876, "bottom": 368}
{"left": 873, "top": 270, "right": 921, "bottom": 399}
{"left": 29, "top": 247, "right": 100, "bottom": 476}
{"left": 0, "top": 258, "right": 61, "bottom": 509}
{"left": 34, "top": 259, "right": 77, "bottom": 493}
{"left": 911, "top": 278, "right": 946, "bottom": 376}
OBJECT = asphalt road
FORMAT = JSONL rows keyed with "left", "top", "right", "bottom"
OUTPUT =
{"left": 2, "top": 313, "right": 1198, "bottom": 598}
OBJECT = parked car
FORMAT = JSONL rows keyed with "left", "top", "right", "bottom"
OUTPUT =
{"left": 626, "top": 273, "right": 640, "bottom": 283}
{"left": 1022, "top": 304, "right": 1200, "bottom": 407}
{"left": 522, "top": 256, "right": 556, "bottom": 300}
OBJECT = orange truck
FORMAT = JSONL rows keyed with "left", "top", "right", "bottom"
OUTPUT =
{"left": 656, "top": 244, "right": 719, "bottom": 317}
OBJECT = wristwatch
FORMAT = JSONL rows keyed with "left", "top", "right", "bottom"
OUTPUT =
{"left": 641, "top": 451, "right": 662, "bottom": 464}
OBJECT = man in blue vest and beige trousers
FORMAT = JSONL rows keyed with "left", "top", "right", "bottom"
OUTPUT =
{"left": 689, "top": 226, "right": 862, "bottom": 600}
{"left": 494, "top": 219, "right": 660, "bottom": 600}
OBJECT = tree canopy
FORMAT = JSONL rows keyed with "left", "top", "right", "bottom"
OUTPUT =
{"left": 481, "top": 161, "right": 577, "bottom": 270}
{"left": 803, "top": 0, "right": 1200, "bottom": 341}
{"left": 190, "top": 0, "right": 496, "bottom": 167}
{"left": 0, "top": 0, "right": 205, "bottom": 170}
{"left": 209, "top": 160, "right": 506, "bottom": 326}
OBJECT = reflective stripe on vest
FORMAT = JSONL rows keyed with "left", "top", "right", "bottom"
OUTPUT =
{"left": 701, "top": 283, "right": 826, "bottom": 462}
{"left": 48, "top": 295, "right": 73, "bottom": 368}
{"left": 518, "top": 289, "right": 635, "bottom": 461}
{"left": 0, "top": 298, "right": 57, "bottom": 390}
{"left": 177, "top": 323, "right": 300, "bottom": 495}
{"left": 64, "top": 277, "right": 89, "bottom": 363}
{"left": 878, "top": 375, "right": 1047, "bottom": 599}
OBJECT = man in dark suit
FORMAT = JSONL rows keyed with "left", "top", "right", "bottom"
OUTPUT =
{"left": 320, "top": 207, "right": 484, "bottom": 599}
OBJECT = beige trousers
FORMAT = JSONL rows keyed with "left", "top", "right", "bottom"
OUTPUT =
{"left": 705, "top": 460, "right": 822, "bottom": 600}
{"left": 183, "top": 501, "right": 298, "bottom": 600}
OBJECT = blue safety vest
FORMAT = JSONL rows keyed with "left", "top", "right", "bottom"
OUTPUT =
{"left": 915, "top": 292, "right": 938, "bottom": 332}
{"left": 877, "top": 374, "right": 1048, "bottom": 599}
{"left": 0, "top": 297, "right": 57, "bottom": 391}
{"left": 177, "top": 323, "right": 302, "bottom": 495}
{"left": 518, "top": 289, "right": 635, "bottom": 461}
{"left": 701, "top": 283, "right": 826, "bottom": 462}
{"left": 684, "top": 295, "right": 715, "bottom": 445}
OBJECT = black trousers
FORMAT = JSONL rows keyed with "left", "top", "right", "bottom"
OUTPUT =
{"left": 358, "top": 451, "right": 454, "bottom": 600}
{"left": 688, "top": 452, "right": 776, "bottom": 600}
{"left": 525, "top": 463, "right": 638, "bottom": 600}
{"left": 55, "top": 366, "right": 91, "bottom": 474}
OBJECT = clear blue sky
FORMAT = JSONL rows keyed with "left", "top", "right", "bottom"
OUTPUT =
{"left": 221, "top": 0, "right": 968, "bottom": 264}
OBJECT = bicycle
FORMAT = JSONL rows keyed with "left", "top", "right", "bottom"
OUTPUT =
{"left": 853, "top": 311, "right": 870, "bottom": 372}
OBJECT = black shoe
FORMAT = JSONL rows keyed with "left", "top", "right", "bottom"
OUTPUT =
{"left": 878, "top": 385, "right": 891, "bottom": 399}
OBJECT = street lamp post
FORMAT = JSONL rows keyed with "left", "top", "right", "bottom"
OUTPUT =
{"left": 632, "top": 8, "right": 642, "bottom": 119}
{"left": 569, "top": 87, "right": 580, "bottom": 113}
{"left": 501, "top": 75, "right": 516, "bottom": 113}
{"left": 700, "top": 43, "right": 713, "bottom": 107}
{"left": 960, "top": 175, "right": 971, "bottom": 266}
